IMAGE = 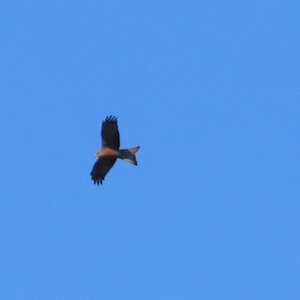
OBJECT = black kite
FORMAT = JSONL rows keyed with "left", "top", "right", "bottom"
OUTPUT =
{"left": 90, "top": 116, "right": 140, "bottom": 185}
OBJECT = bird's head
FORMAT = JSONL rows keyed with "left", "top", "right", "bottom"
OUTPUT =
{"left": 95, "top": 150, "right": 101, "bottom": 157}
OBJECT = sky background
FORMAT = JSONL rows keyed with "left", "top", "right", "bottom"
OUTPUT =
{"left": 1, "top": 1, "right": 300, "bottom": 299}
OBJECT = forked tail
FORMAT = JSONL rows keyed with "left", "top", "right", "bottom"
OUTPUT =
{"left": 119, "top": 146, "right": 140, "bottom": 165}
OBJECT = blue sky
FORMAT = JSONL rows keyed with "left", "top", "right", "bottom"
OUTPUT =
{"left": 1, "top": 1, "right": 300, "bottom": 299}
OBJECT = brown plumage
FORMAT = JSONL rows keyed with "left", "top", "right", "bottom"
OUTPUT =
{"left": 90, "top": 116, "right": 140, "bottom": 185}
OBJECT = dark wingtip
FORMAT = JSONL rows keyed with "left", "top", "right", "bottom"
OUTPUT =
{"left": 91, "top": 176, "right": 104, "bottom": 185}
{"left": 102, "top": 115, "right": 118, "bottom": 127}
{"left": 105, "top": 115, "right": 118, "bottom": 122}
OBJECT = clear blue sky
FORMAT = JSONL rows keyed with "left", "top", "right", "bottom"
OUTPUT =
{"left": 1, "top": 2, "right": 299, "bottom": 299}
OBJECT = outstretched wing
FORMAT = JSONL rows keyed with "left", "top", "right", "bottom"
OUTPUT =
{"left": 90, "top": 156, "right": 117, "bottom": 185}
{"left": 101, "top": 116, "right": 120, "bottom": 149}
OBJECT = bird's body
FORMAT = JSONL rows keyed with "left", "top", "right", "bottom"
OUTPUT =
{"left": 95, "top": 147, "right": 120, "bottom": 157}
{"left": 90, "top": 116, "right": 140, "bottom": 185}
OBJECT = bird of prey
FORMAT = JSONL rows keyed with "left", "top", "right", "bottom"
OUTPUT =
{"left": 90, "top": 116, "right": 140, "bottom": 185}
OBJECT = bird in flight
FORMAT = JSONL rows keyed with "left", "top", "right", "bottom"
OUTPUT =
{"left": 90, "top": 116, "right": 140, "bottom": 185}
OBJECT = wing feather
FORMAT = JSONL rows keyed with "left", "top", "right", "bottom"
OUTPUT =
{"left": 90, "top": 156, "right": 117, "bottom": 185}
{"left": 101, "top": 116, "right": 120, "bottom": 149}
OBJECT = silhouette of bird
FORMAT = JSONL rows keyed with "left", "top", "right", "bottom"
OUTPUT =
{"left": 90, "top": 116, "right": 140, "bottom": 185}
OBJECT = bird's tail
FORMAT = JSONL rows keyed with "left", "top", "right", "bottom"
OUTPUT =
{"left": 119, "top": 146, "right": 140, "bottom": 165}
